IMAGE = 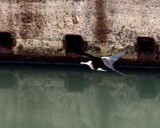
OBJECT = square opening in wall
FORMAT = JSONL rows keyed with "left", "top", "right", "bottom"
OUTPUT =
{"left": 137, "top": 37, "right": 155, "bottom": 54}
{"left": 0, "top": 32, "right": 15, "bottom": 48}
{"left": 0, "top": 32, "right": 15, "bottom": 54}
{"left": 136, "top": 37, "right": 159, "bottom": 61}
{"left": 64, "top": 34, "right": 87, "bottom": 54}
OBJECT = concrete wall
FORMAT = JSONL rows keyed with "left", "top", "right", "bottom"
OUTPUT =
{"left": 0, "top": 0, "right": 160, "bottom": 60}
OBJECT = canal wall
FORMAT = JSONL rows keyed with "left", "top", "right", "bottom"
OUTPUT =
{"left": 0, "top": 0, "right": 160, "bottom": 64}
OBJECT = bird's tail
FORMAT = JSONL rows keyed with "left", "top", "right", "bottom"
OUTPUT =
{"left": 112, "top": 69, "right": 127, "bottom": 76}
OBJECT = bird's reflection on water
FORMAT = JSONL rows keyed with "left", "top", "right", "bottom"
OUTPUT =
{"left": 0, "top": 64, "right": 160, "bottom": 128}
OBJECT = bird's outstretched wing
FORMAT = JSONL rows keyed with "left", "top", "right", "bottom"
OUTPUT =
{"left": 101, "top": 51, "right": 127, "bottom": 75}
{"left": 101, "top": 51, "right": 126, "bottom": 68}
{"left": 105, "top": 51, "right": 126, "bottom": 64}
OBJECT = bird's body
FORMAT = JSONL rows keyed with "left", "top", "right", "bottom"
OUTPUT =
{"left": 80, "top": 60, "right": 107, "bottom": 71}
{"left": 80, "top": 52, "right": 107, "bottom": 71}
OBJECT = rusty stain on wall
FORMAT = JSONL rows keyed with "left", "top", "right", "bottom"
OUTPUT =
{"left": 94, "top": 0, "right": 107, "bottom": 43}
{"left": 8, "top": 0, "right": 14, "bottom": 32}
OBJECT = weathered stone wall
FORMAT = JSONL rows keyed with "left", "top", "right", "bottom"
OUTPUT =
{"left": 0, "top": 0, "right": 160, "bottom": 59}
{"left": 106, "top": 0, "right": 160, "bottom": 59}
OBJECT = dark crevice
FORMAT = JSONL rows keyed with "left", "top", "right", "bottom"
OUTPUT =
{"left": 135, "top": 37, "right": 159, "bottom": 61}
{"left": 63, "top": 34, "right": 88, "bottom": 56}
{"left": 0, "top": 32, "right": 16, "bottom": 54}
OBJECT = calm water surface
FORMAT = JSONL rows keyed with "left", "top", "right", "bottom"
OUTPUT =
{"left": 0, "top": 64, "right": 160, "bottom": 128}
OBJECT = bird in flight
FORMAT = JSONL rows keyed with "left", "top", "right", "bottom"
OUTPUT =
{"left": 77, "top": 50, "right": 127, "bottom": 75}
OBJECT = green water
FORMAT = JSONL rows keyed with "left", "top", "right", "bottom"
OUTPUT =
{"left": 0, "top": 64, "right": 160, "bottom": 128}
